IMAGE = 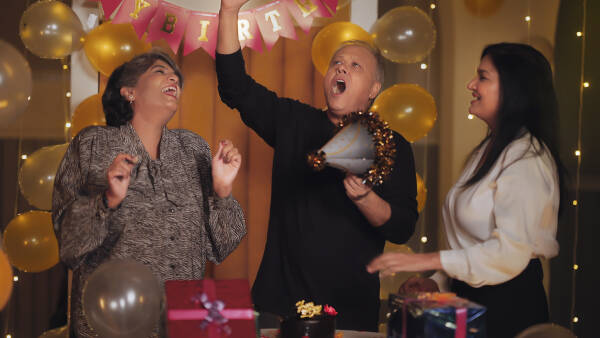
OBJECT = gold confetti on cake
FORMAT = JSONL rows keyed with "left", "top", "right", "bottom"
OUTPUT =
{"left": 295, "top": 300, "right": 323, "bottom": 319}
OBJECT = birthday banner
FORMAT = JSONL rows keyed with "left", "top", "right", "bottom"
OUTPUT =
{"left": 100, "top": 0, "right": 339, "bottom": 57}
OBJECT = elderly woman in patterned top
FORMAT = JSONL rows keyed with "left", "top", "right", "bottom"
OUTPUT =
{"left": 52, "top": 50, "right": 247, "bottom": 337}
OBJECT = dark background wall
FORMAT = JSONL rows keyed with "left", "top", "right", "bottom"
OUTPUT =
{"left": 551, "top": 0, "right": 600, "bottom": 336}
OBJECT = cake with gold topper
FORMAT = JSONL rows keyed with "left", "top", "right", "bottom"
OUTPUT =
{"left": 280, "top": 300, "right": 337, "bottom": 338}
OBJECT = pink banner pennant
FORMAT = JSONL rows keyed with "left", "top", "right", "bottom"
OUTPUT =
{"left": 100, "top": 0, "right": 123, "bottom": 18}
{"left": 183, "top": 12, "right": 219, "bottom": 57}
{"left": 255, "top": 0, "right": 297, "bottom": 50}
{"left": 284, "top": 0, "right": 331, "bottom": 33}
{"left": 146, "top": 2, "right": 190, "bottom": 54}
{"left": 113, "top": 0, "right": 160, "bottom": 38}
{"left": 238, "top": 11, "right": 263, "bottom": 52}
{"left": 320, "top": 0, "right": 339, "bottom": 14}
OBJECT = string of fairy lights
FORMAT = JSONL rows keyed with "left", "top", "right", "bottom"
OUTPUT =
{"left": 416, "top": 0, "right": 438, "bottom": 251}
{"left": 570, "top": 0, "right": 587, "bottom": 329}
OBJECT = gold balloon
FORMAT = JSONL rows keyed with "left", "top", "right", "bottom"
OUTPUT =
{"left": 39, "top": 325, "right": 69, "bottom": 338}
{"left": 84, "top": 22, "right": 152, "bottom": 77}
{"left": 379, "top": 243, "right": 416, "bottom": 299}
{"left": 312, "top": 21, "right": 374, "bottom": 75}
{"left": 371, "top": 84, "right": 437, "bottom": 142}
{"left": 0, "top": 250, "right": 13, "bottom": 310}
{"left": 70, "top": 94, "right": 105, "bottom": 138}
{"left": 372, "top": 6, "right": 436, "bottom": 64}
{"left": 464, "top": 0, "right": 505, "bottom": 18}
{"left": 416, "top": 173, "right": 427, "bottom": 213}
{"left": 0, "top": 40, "right": 32, "bottom": 124}
{"left": 3, "top": 211, "right": 59, "bottom": 273}
{"left": 18, "top": 143, "right": 69, "bottom": 210}
{"left": 19, "top": 0, "right": 85, "bottom": 59}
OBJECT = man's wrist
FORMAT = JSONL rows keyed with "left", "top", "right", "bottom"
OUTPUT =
{"left": 350, "top": 190, "right": 371, "bottom": 202}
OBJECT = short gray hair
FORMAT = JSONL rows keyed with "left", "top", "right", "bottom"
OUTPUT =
{"left": 333, "top": 40, "right": 385, "bottom": 84}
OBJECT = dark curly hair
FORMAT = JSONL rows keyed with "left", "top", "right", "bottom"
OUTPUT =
{"left": 102, "top": 49, "right": 183, "bottom": 127}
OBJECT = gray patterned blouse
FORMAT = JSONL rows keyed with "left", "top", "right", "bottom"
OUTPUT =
{"left": 52, "top": 123, "right": 246, "bottom": 337}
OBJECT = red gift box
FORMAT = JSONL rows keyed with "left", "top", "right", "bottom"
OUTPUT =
{"left": 166, "top": 279, "right": 257, "bottom": 338}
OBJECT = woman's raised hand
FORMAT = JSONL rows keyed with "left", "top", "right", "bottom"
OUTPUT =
{"left": 212, "top": 140, "right": 242, "bottom": 198}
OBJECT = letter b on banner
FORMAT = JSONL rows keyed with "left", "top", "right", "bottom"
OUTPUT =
{"left": 162, "top": 13, "right": 177, "bottom": 33}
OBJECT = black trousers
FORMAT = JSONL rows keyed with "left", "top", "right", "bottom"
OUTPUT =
{"left": 451, "top": 259, "right": 549, "bottom": 338}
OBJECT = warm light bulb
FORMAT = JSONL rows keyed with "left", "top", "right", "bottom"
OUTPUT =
{"left": 420, "top": 236, "right": 428, "bottom": 243}
{"left": 62, "top": 64, "right": 69, "bottom": 70}
{"left": 573, "top": 316, "right": 579, "bottom": 323}
{"left": 575, "top": 150, "right": 581, "bottom": 157}
{"left": 430, "top": 3, "right": 436, "bottom": 9}
{"left": 21, "top": 154, "right": 27, "bottom": 160}
{"left": 583, "top": 82, "right": 590, "bottom": 88}
{"left": 6, "top": 334, "right": 13, "bottom": 338}
{"left": 572, "top": 200, "right": 578, "bottom": 206}
{"left": 467, "top": 114, "right": 474, "bottom": 120}
{"left": 13, "top": 276, "right": 18, "bottom": 282}
{"left": 420, "top": 63, "right": 428, "bottom": 70}
{"left": 65, "top": 122, "right": 72, "bottom": 128}
{"left": 573, "top": 264, "right": 579, "bottom": 270}
{"left": 525, "top": 16, "right": 531, "bottom": 22}
{"left": 576, "top": 31, "right": 583, "bottom": 37}
{"left": 66, "top": 92, "right": 72, "bottom": 98}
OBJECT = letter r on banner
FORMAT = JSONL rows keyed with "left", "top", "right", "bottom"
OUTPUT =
{"left": 238, "top": 19, "right": 253, "bottom": 40}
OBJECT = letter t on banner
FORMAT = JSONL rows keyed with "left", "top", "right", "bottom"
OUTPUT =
{"left": 184, "top": 12, "right": 219, "bottom": 57}
{"left": 146, "top": 2, "right": 190, "bottom": 54}
{"left": 255, "top": 1, "right": 297, "bottom": 50}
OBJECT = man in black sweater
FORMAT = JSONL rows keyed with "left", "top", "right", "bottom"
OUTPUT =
{"left": 216, "top": 0, "right": 418, "bottom": 331}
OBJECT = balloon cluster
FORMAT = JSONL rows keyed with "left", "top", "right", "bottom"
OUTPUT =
{"left": 19, "top": 0, "right": 150, "bottom": 74}
{"left": 12, "top": 1, "right": 150, "bottom": 134}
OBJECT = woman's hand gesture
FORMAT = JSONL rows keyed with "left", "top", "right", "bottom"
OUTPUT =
{"left": 105, "top": 154, "right": 138, "bottom": 209}
{"left": 212, "top": 140, "right": 242, "bottom": 198}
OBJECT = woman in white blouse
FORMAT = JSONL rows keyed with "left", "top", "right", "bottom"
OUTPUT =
{"left": 367, "top": 43, "right": 565, "bottom": 337}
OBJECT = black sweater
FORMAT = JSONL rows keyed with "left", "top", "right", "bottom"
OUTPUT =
{"left": 216, "top": 50, "right": 418, "bottom": 331}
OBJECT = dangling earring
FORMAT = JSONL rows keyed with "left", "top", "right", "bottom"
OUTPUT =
{"left": 128, "top": 95, "right": 134, "bottom": 104}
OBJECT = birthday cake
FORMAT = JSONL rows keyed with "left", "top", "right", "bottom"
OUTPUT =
{"left": 280, "top": 300, "right": 337, "bottom": 338}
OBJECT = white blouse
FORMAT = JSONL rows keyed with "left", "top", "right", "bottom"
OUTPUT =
{"left": 437, "top": 131, "right": 559, "bottom": 288}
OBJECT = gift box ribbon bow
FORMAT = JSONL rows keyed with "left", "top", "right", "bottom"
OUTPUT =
{"left": 168, "top": 279, "right": 254, "bottom": 337}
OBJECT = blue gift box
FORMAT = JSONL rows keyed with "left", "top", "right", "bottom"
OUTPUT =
{"left": 387, "top": 293, "right": 486, "bottom": 338}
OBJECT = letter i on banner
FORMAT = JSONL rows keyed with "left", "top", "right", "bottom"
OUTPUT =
{"left": 255, "top": 0, "right": 297, "bottom": 50}
{"left": 284, "top": 0, "right": 331, "bottom": 33}
{"left": 146, "top": 2, "right": 190, "bottom": 54}
{"left": 113, "top": 0, "right": 160, "bottom": 38}
{"left": 183, "top": 12, "right": 218, "bottom": 57}
{"left": 238, "top": 11, "right": 263, "bottom": 52}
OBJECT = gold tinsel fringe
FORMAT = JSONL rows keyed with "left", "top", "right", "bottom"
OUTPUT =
{"left": 307, "top": 111, "right": 396, "bottom": 186}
